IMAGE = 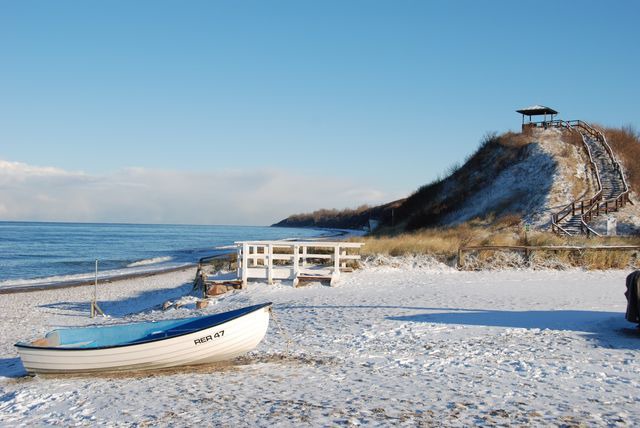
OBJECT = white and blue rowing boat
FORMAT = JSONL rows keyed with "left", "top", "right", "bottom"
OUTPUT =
{"left": 15, "top": 302, "right": 272, "bottom": 374}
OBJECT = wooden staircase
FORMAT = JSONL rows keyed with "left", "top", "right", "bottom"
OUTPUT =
{"left": 550, "top": 120, "right": 631, "bottom": 236}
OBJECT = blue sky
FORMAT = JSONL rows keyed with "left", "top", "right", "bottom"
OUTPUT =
{"left": 1, "top": 1, "right": 638, "bottom": 224}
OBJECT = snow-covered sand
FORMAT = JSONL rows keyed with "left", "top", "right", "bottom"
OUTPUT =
{"left": 1, "top": 259, "right": 639, "bottom": 426}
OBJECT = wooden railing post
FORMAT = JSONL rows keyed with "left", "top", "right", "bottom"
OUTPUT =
{"left": 236, "top": 245, "right": 242, "bottom": 279}
{"left": 330, "top": 246, "right": 340, "bottom": 286}
{"left": 292, "top": 245, "right": 300, "bottom": 288}
{"left": 302, "top": 245, "right": 307, "bottom": 268}
{"left": 457, "top": 248, "right": 465, "bottom": 269}
{"left": 267, "top": 243, "right": 273, "bottom": 285}
{"left": 241, "top": 243, "right": 248, "bottom": 289}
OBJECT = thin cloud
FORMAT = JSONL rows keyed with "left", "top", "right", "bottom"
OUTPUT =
{"left": 0, "top": 159, "right": 399, "bottom": 225}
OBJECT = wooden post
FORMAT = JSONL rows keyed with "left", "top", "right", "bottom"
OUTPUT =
{"left": 90, "top": 259, "right": 105, "bottom": 318}
{"left": 292, "top": 245, "right": 299, "bottom": 288}
{"left": 236, "top": 245, "right": 242, "bottom": 279}
{"left": 330, "top": 246, "right": 340, "bottom": 286}
{"left": 457, "top": 248, "right": 464, "bottom": 269}
{"left": 241, "top": 242, "right": 248, "bottom": 289}
{"left": 340, "top": 246, "right": 347, "bottom": 269}
{"left": 267, "top": 243, "right": 273, "bottom": 285}
{"left": 302, "top": 245, "right": 307, "bottom": 268}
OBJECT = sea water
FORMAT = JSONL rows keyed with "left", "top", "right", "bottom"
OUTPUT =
{"left": 0, "top": 222, "right": 327, "bottom": 287}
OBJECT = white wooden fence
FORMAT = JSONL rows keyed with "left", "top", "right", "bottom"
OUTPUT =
{"left": 235, "top": 241, "right": 364, "bottom": 287}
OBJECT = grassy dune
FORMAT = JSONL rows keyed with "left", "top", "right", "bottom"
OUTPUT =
{"left": 354, "top": 216, "right": 640, "bottom": 270}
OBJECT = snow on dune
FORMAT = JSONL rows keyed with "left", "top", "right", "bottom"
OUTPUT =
{"left": 1, "top": 260, "right": 639, "bottom": 426}
{"left": 441, "top": 141, "right": 556, "bottom": 227}
{"left": 441, "top": 128, "right": 593, "bottom": 228}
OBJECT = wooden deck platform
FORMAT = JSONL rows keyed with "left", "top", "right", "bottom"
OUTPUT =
{"left": 235, "top": 240, "right": 364, "bottom": 288}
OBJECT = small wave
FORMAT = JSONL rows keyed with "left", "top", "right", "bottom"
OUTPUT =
{"left": 0, "top": 261, "right": 193, "bottom": 289}
{"left": 127, "top": 256, "right": 173, "bottom": 268}
{"left": 0, "top": 272, "right": 97, "bottom": 288}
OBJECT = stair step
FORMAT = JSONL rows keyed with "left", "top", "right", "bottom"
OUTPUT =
{"left": 553, "top": 126, "right": 628, "bottom": 236}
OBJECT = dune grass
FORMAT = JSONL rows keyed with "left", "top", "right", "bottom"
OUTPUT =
{"left": 354, "top": 217, "right": 640, "bottom": 270}
{"left": 604, "top": 126, "right": 640, "bottom": 192}
{"left": 355, "top": 125, "right": 640, "bottom": 270}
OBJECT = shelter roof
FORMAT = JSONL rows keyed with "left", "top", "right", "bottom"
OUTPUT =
{"left": 516, "top": 105, "right": 558, "bottom": 116}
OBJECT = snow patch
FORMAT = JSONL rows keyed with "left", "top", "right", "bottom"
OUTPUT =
{"left": 361, "top": 254, "right": 455, "bottom": 271}
{"left": 1, "top": 245, "right": 639, "bottom": 426}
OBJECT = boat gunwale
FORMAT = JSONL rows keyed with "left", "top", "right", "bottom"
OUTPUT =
{"left": 15, "top": 302, "right": 272, "bottom": 352}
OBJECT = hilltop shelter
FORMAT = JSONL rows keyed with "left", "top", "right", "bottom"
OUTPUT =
{"left": 517, "top": 105, "right": 558, "bottom": 131}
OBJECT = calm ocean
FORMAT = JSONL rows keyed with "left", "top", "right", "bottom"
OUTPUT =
{"left": 0, "top": 222, "right": 326, "bottom": 287}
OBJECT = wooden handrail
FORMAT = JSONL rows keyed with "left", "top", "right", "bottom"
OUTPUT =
{"left": 234, "top": 240, "right": 364, "bottom": 248}
{"left": 550, "top": 122, "right": 603, "bottom": 236}
{"left": 461, "top": 244, "right": 640, "bottom": 251}
{"left": 577, "top": 125, "right": 630, "bottom": 236}
{"left": 548, "top": 119, "right": 630, "bottom": 236}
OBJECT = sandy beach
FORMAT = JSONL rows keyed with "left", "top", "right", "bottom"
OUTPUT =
{"left": 1, "top": 258, "right": 639, "bottom": 426}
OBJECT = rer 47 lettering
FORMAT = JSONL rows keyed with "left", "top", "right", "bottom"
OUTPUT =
{"left": 193, "top": 330, "right": 224, "bottom": 345}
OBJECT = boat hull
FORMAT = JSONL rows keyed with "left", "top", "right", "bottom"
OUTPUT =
{"left": 16, "top": 305, "right": 271, "bottom": 374}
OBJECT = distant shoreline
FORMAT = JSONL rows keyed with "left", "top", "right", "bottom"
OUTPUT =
{"left": 0, "top": 264, "right": 197, "bottom": 295}
{"left": 0, "top": 227, "right": 360, "bottom": 295}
